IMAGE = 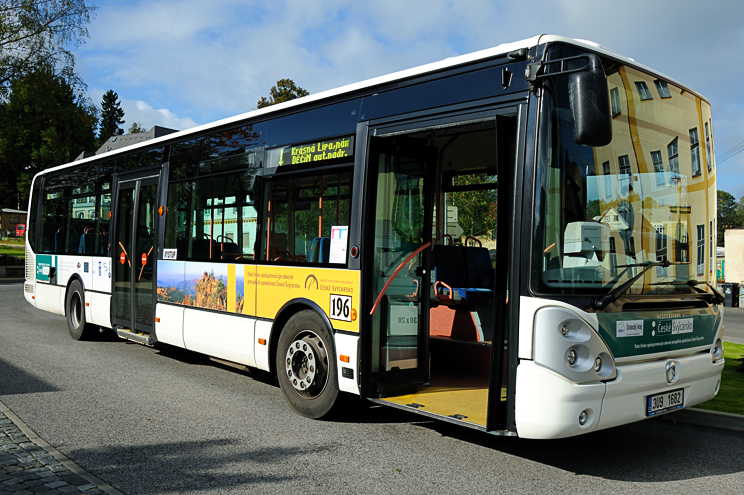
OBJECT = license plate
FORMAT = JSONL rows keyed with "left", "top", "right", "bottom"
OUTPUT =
{"left": 646, "top": 388, "right": 684, "bottom": 416}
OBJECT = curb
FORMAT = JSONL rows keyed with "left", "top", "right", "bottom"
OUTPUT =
{"left": 0, "top": 400, "right": 124, "bottom": 495}
{"left": 659, "top": 407, "right": 744, "bottom": 432}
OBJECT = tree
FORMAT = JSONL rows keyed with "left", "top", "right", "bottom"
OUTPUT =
{"left": 0, "top": 65, "right": 97, "bottom": 208}
{"left": 128, "top": 122, "right": 147, "bottom": 134}
{"left": 257, "top": 79, "right": 309, "bottom": 108}
{"left": 717, "top": 190, "right": 743, "bottom": 246}
{"left": 97, "top": 90, "right": 125, "bottom": 147}
{"left": 0, "top": 0, "right": 95, "bottom": 99}
{"left": 449, "top": 174, "right": 498, "bottom": 239}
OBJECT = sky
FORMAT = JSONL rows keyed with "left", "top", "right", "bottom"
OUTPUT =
{"left": 75, "top": 0, "right": 744, "bottom": 197}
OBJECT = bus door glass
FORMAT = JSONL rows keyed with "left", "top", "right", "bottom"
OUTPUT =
{"left": 368, "top": 131, "right": 436, "bottom": 391}
{"left": 113, "top": 174, "right": 160, "bottom": 333}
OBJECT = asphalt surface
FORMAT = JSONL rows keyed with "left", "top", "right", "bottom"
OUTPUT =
{"left": 723, "top": 306, "right": 744, "bottom": 344}
{"left": 1, "top": 280, "right": 744, "bottom": 494}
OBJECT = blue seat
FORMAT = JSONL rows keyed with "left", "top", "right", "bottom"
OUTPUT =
{"left": 433, "top": 245, "right": 493, "bottom": 305}
{"left": 308, "top": 237, "right": 331, "bottom": 263}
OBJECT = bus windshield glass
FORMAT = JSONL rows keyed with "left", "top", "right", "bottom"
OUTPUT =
{"left": 533, "top": 49, "right": 716, "bottom": 298}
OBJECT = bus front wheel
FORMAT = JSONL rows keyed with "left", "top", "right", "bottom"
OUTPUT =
{"left": 66, "top": 280, "right": 95, "bottom": 341}
{"left": 276, "top": 310, "right": 339, "bottom": 419}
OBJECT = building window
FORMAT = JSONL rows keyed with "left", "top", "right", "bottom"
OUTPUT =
{"left": 710, "top": 220, "right": 714, "bottom": 274}
{"left": 654, "top": 224, "right": 667, "bottom": 277}
{"left": 650, "top": 150, "right": 665, "bottom": 185}
{"left": 654, "top": 79, "right": 671, "bottom": 98}
{"left": 635, "top": 81, "right": 653, "bottom": 101}
{"left": 603, "top": 161, "right": 611, "bottom": 198}
{"left": 697, "top": 224, "right": 705, "bottom": 275}
{"left": 690, "top": 128, "right": 701, "bottom": 177}
{"left": 668, "top": 137, "right": 679, "bottom": 179}
{"left": 618, "top": 155, "right": 631, "bottom": 194}
{"left": 609, "top": 236, "right": 617, "bottom": 276}
{"left": 705, "top": 121, "right": 713, "bottom": 172}
{"left": 610, "top": 87, "right": 622, "bottom": 116}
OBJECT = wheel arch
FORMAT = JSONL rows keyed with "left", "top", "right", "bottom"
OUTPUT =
{"left": 268, "top": 298, "right": 335, "bottom": 376}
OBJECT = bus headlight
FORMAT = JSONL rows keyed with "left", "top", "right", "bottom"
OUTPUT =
{"left": 711, "top": 338, "right": 723, "bottom": 363}
{"left": 533, "top": 307, "right": 616, "bottom": 383}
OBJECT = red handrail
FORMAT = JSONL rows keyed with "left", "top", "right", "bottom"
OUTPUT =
{"left": 369, "top": 242, "right": 431, "bottom": 316}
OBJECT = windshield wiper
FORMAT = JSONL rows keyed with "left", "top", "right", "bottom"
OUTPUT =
{"left": 594, "top": 259, "right": 688, "bottom": 310}
{"left": 648, "top": 279, "right": 725, "bottom": 305}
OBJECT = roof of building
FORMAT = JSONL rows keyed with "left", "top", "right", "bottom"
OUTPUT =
{"left": 1, "top": 209, "right": 26, "bottom": 214}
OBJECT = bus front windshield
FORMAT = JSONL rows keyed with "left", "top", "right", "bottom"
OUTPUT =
{"left": 533, "top": 51, "right": 716, "bottom": 300}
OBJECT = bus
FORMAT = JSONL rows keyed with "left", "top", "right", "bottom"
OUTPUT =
{"left": 23, "top": 35, "right": 725, "bottom": 439}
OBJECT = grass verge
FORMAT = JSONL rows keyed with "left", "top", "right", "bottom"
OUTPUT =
{"left": 0, "top": 246, "right": 24, "bottom": 257}
{"left": 693, "top": 341, "right": 744, "bottom": 415}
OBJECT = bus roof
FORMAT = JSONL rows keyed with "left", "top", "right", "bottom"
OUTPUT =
{"left": 43, "top": 34, "right": 698, "bottom": 175}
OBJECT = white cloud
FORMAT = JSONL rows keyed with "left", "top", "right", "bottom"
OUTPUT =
{"left": 123, "top": 98, "right": 199, "bottom": 132}
{"left": 78, "top": 0, "right": 744, "bottom": 196}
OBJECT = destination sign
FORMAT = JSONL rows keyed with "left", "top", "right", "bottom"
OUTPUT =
{"left": 268, "top": 136, "right": 354, "bottom": 168}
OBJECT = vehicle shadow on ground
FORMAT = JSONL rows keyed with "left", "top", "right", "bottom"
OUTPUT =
{"left": 67, "top": 439, "right": 338, "bottom": 494}
{"left": 0, "top": 357, "right": 60, "bottom": 396}
{"left": 413, "top": 415, "right": 744, "bottom": 482}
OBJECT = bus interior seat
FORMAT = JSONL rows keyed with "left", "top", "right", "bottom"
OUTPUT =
{"left": 308, "top": 237, "right": 331, "bottom": 263}
{"left": 432, "top": 245, "right": 494, "bottom": 305}
{"left": 78, "top": 229, "right": 95, "bottom": 254}
{"left": 220, "top": 237, "right": 241, "bottom": 260}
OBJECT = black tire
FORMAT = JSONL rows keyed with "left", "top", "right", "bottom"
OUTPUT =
{"left": 66, "top": 280, "right": 95, "bottom": 341}
{"left": 276, "top": 310, "right": 340, "bottom": 419}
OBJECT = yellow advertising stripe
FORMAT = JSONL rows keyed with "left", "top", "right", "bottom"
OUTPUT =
{"left": 227, "top": 264, "right": 236, "bottom": 313}
{"left": 254, "top": 265, "right": 361, "bottom": 333}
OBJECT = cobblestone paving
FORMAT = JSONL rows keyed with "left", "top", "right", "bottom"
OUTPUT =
{"left": 0, "top": 411, "right": 104, "bottom": 494}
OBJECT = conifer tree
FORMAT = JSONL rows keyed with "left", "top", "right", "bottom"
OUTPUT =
{"left": 97, "top": 89, "right": 125, "bottom": 147}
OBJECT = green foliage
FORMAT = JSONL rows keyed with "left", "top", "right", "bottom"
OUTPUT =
{"left": 257, "top": 79, "right": 309, "bottom": 109}
{"left": 97, "top": 89, "right": 125, "bottom": 147}
{"left": 0, "top": 65, "right": 97, "bottom": 208}
{"left": 449, "top": 173, "right": 498, "bottom": 239}
{"left": 128, "top": 122, "right": 147, "bottom": 134}
{"left": 717, "top": 190, "right": 744, "bottom": 246}
{"left": 0, "top": 0, "right": 95, "bottom": 99}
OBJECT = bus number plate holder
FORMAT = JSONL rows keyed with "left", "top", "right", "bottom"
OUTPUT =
{"left": 646, "top": 388, "right": 684, "bottom": 416}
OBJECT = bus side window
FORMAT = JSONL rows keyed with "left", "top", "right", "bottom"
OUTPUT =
{"left": 261, "top": 170, "right": 352, "bottom": 264}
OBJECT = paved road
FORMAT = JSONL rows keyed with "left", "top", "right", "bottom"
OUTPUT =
{"left": 723, "top": 307, "right": 744, "bottom": 344}
{"left": 2, "top": 281, "right": 744, "bottom": 494}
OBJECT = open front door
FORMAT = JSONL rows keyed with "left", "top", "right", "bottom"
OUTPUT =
{"left": 366, "top": 113, "right": 517, "bottom": 431}
{"left": 112, "top": 172, "right": 161, "bottom": 343}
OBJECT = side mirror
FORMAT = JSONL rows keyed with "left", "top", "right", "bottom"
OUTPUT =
{"left": 568, "top": 55, "right": 612, "bottom": 147}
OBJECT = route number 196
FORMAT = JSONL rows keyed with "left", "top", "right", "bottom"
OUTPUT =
{"left": 330, "top": 294, "right": 352, "bottom": 322}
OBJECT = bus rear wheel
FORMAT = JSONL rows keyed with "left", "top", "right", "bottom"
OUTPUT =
{"left": 276, "top": 310, "right": 339, "bottom": 419}
{"left": 66, "top": 280, "right": 95, "bottom": 341}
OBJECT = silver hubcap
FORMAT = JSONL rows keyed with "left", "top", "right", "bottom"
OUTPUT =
{"left": 285, "top": 332, "right": 328, "bottom": 397}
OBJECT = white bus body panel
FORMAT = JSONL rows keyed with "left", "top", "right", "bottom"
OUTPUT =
{"left": 34, "top": 283, "right": 64, "bottom": 316}
{"left": 87, "top": 292, "right": 111, "bottom": 328}
{"left": 254, "top": 320, "right": 272, "bottom": 371}
{"left": 24, "top": 283, "right": 36, "bottom": 307}
{"left": 515, "top": 360, "right": 606, "bottom": 438}
{"left": 597, "top": 352, "right": 723, "bottom": 431}
{"left": 334, "top": 333, "right": 360, "bottom": 395}
{"left": 155, "top": 303, "right": 185, "bottom": 348}
{"left": 183, "top": 308, "right": 256, "bottom": 368}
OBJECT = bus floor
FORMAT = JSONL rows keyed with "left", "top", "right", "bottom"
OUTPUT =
{"left": 381, "top": 369, "right": 492, "bottom": 427}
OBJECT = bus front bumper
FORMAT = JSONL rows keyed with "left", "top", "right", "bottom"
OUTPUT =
{"left": 515, "top": 352, "right": 723, "bottom": 439}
